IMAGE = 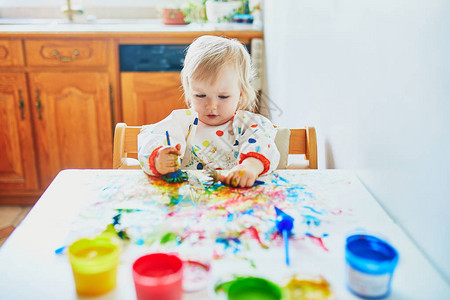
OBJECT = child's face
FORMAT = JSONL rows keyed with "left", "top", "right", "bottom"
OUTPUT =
{"left": 189, "top": 64, "right": 241, "bottom": 126}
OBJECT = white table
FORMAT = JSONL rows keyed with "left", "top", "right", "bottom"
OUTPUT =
{"left": 0, "top": 169, "right": 448, "bottom": 299}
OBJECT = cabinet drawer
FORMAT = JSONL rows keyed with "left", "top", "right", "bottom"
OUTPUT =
{"left": 25, "top": 39, "right": 107, "bottom": 67}
{"left": 0, "top": 39, "right": 24, "bottom": 66}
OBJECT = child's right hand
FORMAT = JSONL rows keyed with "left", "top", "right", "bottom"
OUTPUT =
{"left": 155, "top": 144, "right": 181, "bottom": 175}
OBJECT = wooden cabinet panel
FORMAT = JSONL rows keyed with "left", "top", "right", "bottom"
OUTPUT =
{"left": 28, "top": 72, "right": 112, "bottom": 188}
{"left": 0, "top": 39, "right": 24, "bottom": 66}
{"left": 0, "top": 73, "right": 39, "bottom": 191}
{"left": 25, "top": 39, "right": 107, "bottom": 67}
{"left": 121, "top": 72, "right": 186, "bottom": 125}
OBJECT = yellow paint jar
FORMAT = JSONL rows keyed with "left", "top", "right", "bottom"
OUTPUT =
{"left": 68, "top": 235, "right": 120, "bottom": 296}
{"left": 284, "top": 275, "right": 334, "bottom": 300}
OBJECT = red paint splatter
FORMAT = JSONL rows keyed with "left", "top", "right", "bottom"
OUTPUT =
{"left": 213, "top": 249, "right": 223, "bottom": 259}
{"left": 307, "top": 235, "right": 329, "bottom": 251}
{"left": 251, "top": 124, "right": 258, "bottom": 128}
{"left": 240, "top": 226, "right": 269, "bottom": 249}
{"left": 331, "top": 209, "right": 342, "bottom": 215}
{"left": 180, "top": 230, "right": 207, "bottom": 241}
{"left": 216, "top": 130, "right": 224, "bottom": 136}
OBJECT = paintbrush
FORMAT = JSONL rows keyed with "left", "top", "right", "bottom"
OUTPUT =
{"left": 275, "top": 206, "right": 294, "bottom": 266}
{"left": 205, "top": 169, "right": 265, "bottom": 187}
{"left": 161, "top": 131, "right": 187, "bottom": 183}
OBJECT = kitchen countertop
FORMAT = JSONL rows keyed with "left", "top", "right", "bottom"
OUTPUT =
{"left": 0, "top": 19, "right": 263, "bottom": 37}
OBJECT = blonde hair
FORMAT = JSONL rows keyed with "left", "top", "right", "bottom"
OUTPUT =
{"left": 181, "top": 35, "right": 257, "bottom": 111}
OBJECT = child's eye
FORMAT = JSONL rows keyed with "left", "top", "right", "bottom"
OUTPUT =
{"left": 219, "top": 95, "right": 229, "bottom": 99}
{"left": 195, "top": 94, "right": 206, "bottom": 98}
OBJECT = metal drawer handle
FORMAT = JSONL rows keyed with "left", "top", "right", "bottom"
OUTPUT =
{"left": 36, "top": 89, "right": 42, "bottom": 120}
{"left": 52, "top": 49, "right": 80, "bottom": 62}
{"left": 18, "top": 89, "right": 25, "bottom": 120}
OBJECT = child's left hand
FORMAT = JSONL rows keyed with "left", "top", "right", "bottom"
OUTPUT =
{"left": 223, "top": 157, "right": 264, "bottom": 188}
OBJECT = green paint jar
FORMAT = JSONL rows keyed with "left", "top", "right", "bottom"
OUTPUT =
{"left": 216, "top": 277, "right": 283, "bottom": 300}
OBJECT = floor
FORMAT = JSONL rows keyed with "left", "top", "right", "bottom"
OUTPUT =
{"left": 0, "top": 205, "right": 33, "bottom": 247}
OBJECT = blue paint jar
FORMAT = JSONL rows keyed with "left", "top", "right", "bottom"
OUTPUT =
{"left": 345, "top": 234, "right": 399, "bottom": 299}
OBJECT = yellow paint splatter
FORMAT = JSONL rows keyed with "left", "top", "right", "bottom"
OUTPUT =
{"left": 202, "top": 140, "right": 210, "bottom": 147}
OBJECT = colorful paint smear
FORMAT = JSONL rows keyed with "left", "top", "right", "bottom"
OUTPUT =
{"left": 65, "top": 171, "right": 355, "bottom": 264}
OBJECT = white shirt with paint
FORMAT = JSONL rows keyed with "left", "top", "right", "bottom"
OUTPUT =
{"left": 138, "top": 109, "right": 280, "bottom": 176}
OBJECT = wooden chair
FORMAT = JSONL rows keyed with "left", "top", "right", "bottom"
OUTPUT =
{"left": 113, "top": 123, "right": 317, "bottom": 169}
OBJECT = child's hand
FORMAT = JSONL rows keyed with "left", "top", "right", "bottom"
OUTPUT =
{"left": 155, "top": 144, "right": 181, "bottom": 175}
{"left": 223, "top": 157, "right": 264, "bottom": 188}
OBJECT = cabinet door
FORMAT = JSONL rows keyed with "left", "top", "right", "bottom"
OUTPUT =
{"left": 0, "top": 73, "right": 39, "bottom": 191}
{"left": 121, "top": 72, "right": 186, "bottom": 125}
{"left": 29, "top": 72, "right": 112, "bottom": 188}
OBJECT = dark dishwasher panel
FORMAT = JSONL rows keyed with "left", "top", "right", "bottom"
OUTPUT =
{"left": 119, "top": 44, "right": 189, "bottom": 72}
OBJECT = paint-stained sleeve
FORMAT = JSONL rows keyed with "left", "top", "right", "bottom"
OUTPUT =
{"left": 234, "top": 111, "right": 280, "bottom": 174}
{"left": 138, "top": 109, "right": 196, "bottom": 176}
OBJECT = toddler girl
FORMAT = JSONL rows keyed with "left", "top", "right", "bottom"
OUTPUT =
{"left": 138, "top": 35, "right": 280, "bottom": 187}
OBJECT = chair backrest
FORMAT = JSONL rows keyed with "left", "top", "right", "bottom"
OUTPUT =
{"left": 113, "top": 123, "right": 317, "bottom": 169}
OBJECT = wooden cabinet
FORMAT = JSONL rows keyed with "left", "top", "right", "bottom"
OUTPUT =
{"left": 28, "top": 72, "right": 112, "bottom": 188}
{"left": 0, "top": 38, "right": 114, "bottom": 203}
{"left": 121, "top": 72, "right": 186, "bottom": 125}
{"left": 0, "top": 73, "right": 39, "bottom": 192}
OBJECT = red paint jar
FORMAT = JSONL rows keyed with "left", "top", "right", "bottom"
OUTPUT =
{"left": 132, "top": 253, "right": 183, "bottom": 300}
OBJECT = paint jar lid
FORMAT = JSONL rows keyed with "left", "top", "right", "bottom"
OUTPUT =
{"left": 346, "top": 234, "right": 399, "bottom": 274}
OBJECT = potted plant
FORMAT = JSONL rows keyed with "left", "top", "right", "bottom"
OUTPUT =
{"left": 181, "top": 0, "right": 208, "bottom": 24}
{"left": 205, "top": 0, "right": 244, "bottom": 23}
{"left": 161, "top": 0, "right": 189, "bottom": 25}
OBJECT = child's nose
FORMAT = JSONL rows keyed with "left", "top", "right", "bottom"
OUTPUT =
{"left": 206, "top": 99, "right": 218, "bottom": 110}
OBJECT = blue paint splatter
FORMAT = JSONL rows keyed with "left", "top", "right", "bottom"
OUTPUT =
{"left": 234, "top": 140, "right": 239, "bottom": 146}
{"left": 279, "top": 176, "right": 289, "bottom": 183}
{"left": 303, "top": 206, "right": 323, "bottom": 215}
{"left": 227, "top": 213, "right": 234, "bottom": 222}
{"left": 303, "top": 215, "right": 321, "bottom": 226}
{"left": 272, "top": 174, "right": 290, "bottom": 184}
{"left": 242, "top": 209, "right": 255, "bottom": 216}
{"left": 193, "top": 118, "right": 198, "bottom": 125}
{"left": 248, "top": 138, "right": 256, "bottom": 143}
{"left": 216, "top": 237, "right": 242, "bottom": 251}
{"left": 304, "top": 191, "right": 314, "bottom": 199}
{"left": 197, "top": 163, "right": 203, "bottom": 170}
{"left": 54, "top": 246, "right": 66, "bottom": 255}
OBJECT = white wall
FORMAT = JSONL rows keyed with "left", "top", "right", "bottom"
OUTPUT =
{"left": 264, "top": 0, "right": 450, "bottom": 283}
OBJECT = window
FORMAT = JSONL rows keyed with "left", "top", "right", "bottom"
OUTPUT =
{"left": 0, "top": 0, "right": 164, "bottom": 19}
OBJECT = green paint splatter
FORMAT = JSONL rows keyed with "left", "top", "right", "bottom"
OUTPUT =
{"left": 160, "top": 232, "right": 178, "bottom": 244}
